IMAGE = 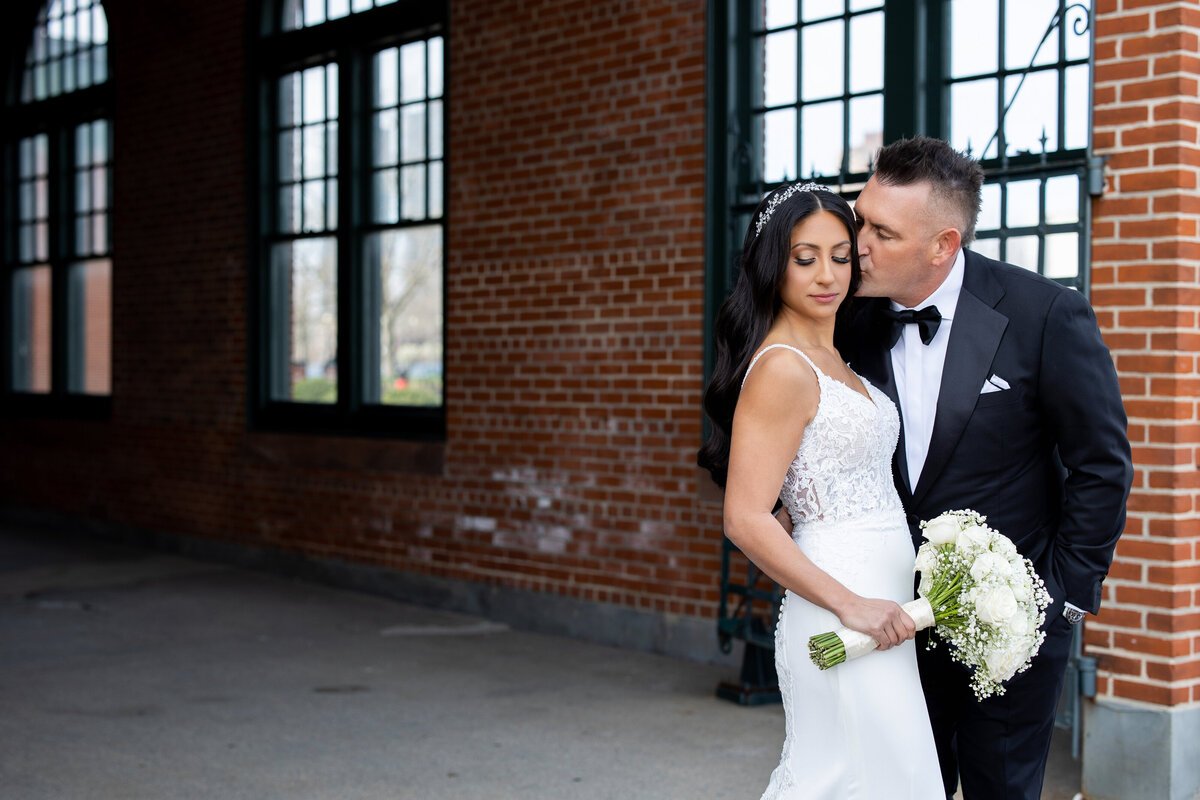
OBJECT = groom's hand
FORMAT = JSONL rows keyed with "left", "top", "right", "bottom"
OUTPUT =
{"left": 837, "top": 596, "right": 917, "bottom": 651}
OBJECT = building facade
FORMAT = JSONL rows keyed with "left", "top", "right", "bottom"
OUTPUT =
{"left": 1, "top": 2, "right": 1196, "bottom": 798}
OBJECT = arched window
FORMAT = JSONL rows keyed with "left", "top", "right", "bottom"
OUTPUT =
{"left": 254, "top": 0, "right": 447, "bottom": 438}
{"left": 4, "top": 0, "right": 112, "bottom": 412}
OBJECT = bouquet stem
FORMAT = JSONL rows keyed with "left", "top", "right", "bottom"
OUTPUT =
{"left": 808, "top": 598, "right": 934, "bottom": 670}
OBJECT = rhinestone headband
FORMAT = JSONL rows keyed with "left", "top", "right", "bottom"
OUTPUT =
{"left": 754, "top": 181, "right": 833, "bottom": 237}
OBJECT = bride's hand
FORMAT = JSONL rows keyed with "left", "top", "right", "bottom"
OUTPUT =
{"left": 836, "top": 596, "right": 916, "bottom": 651}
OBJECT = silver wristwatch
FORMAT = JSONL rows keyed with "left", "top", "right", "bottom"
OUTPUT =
{"left": 1063, "top": 606, "right": 1085, "bottom": 625}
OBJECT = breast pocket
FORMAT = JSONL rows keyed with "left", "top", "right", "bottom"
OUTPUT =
{"left": 974, "top": 388, "right": 1025, "bottom": 410}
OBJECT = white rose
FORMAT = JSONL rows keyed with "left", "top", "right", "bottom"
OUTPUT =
{"left": 1008, "top": 612, "right": 1031, "bottom": 637}
{"left": 985, "top": 642, "right": 1029, "bottom": 683}
{"left": 976, "top": 586, "right": 1019, "bottom": 625}
{"left": 915, "top": 546, "right": 937, "bottom": 575}
{"left": 1010, "top": 576, "right": 1032, "bottom": 603}
{"left": 992, "top": 536, "right": 1019, "bottom": 559}
{"left": 970, "top": 552, "right": 1012, "bottom": 582}
{"left": 922, "top": 516, "right": 961, "bottom": 545}
{"left": 956, "top": 525, "right": 992, "bottom": 556}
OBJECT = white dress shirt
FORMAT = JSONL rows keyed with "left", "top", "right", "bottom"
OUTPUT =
{"left": 890, "top": 249, "right": 966, "bottom": 489}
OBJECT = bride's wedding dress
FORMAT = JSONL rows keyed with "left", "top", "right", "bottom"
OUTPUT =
{"left": 745, "top": 344, "right": 944, "bottom": 800}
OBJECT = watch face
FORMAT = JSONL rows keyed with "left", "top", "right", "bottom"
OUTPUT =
{"left": 1064, "top": 608, "right": 1085, "bottom": 624}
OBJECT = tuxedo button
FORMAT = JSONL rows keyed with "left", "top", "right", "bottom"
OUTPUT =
{"left": 907, "top": 513, "right": 920, "bottom": 527}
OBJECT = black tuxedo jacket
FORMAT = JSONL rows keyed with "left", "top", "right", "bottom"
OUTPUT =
{"left": 838, "top": 249, "right": 1133, "bottom": 615}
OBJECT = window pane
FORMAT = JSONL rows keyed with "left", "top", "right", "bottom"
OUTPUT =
{"left": 367, "top": 226, "right": 443, "bottom": 407}
{"left": 373, "top": 169, "right": 400, "bottom": 224}
{"left": 764, "top": 29, "right": 797, "bottom": 107}
{"left": 1006, "top": 179, "right": 1041, "bottom": 229}
{"left": 278, "top": 130, "right": 300, "bottom": 181}
{"left": 303, "top": 65, "right": 328, "bottom": 124}
{"left": 1064, "top": 4, "right": 1092, "bottom": 61}
{"left": 11, "top": 266, "right": 53, "bottom": 394}
{"left": 801, "top": 100, "right": 843, "bottom": 178}
{"left": 1065, "top": 64, "right": 1089, "bottom": 150}
{"left": 1005, "top": 0, "right": 1058, "bottom": 70}
{"left": 849, "top": 12, "right": 883, "bottom": 93}
{"left": 328, "top": 0, "right": 350, "bottom": 21}
{"left": 950, "top": 79, "right": 998, "bottom": 159}
{"left": 400, "top": 40, "right": 426, "bottom": 103}
{"left": 303, "top": 124, "right": 326, "bottom": 178}
{"left": 848, "top": 94, "right": 882, "bottom": 175}
{"left": 375, "top": 47, "right": 398, "bottom": 108}
{"left": 972, "top": 238, "right": 1001, "bottom": 260}
{"left": 802, "top": 19, "right": 844, "bottom": 101}
{"left": 1044, "top": 233, "right": 1079, "bottom": 281}
{"left": 1045, "top": 174, "right": 1079, "bottom": 225}
{"left": 304, "top": 0, "right": 326, "bottom": 27}
{"left": 1004, "top": 70, "right": 1058, "bottom": 155}
{"left": 1006, "top": 235, "right": 1040, "bottom": 272}
{"left": 950, "top": 0, "right": 998, "bottom": 77}
{"left": 429, "top": 100, "right": 444, "bottom": 159}
{"left": 67, "top": 258, "right": 111, "bottom": 395}
{"left": 374, "top": 109, "right": 399, "bottom": 166}
{"left": 428, "top": 37, "right": 444, "bottom": 98}
{"left": 429, "top": 161, "right": 443, "bottom": 219}
{"left": 979, "top": 182, "right": 1002, "bottom": 232}
{"left": 302, "top": 180, "right": 326, "bottom": 231}
{"left": 802, "top": 0, "right": 842, "bottom": 22}
{"left": 401, "top": 104, "right": 426, "bottom": 162}
{"left": 271, "top": 239, "right": 338, "bottom": 403}
{"left": 401, "top": 164, "right": 426, "bottom": 220}
{"left": 765, "top": 0, "right": 798, "bottom": 28}
{"left": 763, "top": 107, "right": 797, "bottom": 183}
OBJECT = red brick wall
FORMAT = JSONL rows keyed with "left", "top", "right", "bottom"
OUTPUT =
{"left": 1088, "top": 0, "right": 1200, "bottom": 707}
{"left": 1, "top": 0, "right": 722, "bottom": 622}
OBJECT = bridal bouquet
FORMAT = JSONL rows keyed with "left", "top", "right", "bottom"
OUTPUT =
{"left": 808, "top": 509, "right": 1052, "bottom": 698}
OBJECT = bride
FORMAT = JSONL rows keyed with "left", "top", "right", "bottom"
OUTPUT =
{"left": 699, "top": 183, "right": 945, "bottom": 799}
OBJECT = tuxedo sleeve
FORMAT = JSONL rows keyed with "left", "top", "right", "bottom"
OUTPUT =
{"left": 1038, "top": 288, "right": 1133, "bottom": 614}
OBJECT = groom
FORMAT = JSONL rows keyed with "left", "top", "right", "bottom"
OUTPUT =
{"left": 839, "top": 136, "right": 1133, "bottom": 800}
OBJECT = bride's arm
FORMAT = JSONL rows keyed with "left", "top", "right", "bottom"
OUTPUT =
{"left": 723, "top": 352, "right": 915, "bottom": 650}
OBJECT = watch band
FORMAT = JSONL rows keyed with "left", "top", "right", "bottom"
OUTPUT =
{"left": 1063, "top": 606, "right": 1085, "bottom": 625}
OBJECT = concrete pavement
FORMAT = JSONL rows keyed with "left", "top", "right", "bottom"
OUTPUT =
{"left": 0, "top": 521, "right": 1081, "bottom": 799}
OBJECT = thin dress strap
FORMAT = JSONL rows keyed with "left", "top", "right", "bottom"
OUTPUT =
{"left": 741, "top": 343, "right": 824, "bottom": 389}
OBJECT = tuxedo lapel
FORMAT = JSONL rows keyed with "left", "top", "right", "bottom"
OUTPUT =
{"left": 912, "top": 253, "right": 1009, "bottom": 505}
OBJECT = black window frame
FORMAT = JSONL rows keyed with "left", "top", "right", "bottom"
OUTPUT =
{"left": 2, "top": 0, "right": 113, "bottom": 420}
{"left": 251, "top": 0, "right": 448, "bottom": 440}
{"left": 706, "top": 0, "right": 1098, "bottom": 386}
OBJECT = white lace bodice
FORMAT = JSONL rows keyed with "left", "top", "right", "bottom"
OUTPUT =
{"left": 742, "top": 344, "right": 904, "bottom": 530}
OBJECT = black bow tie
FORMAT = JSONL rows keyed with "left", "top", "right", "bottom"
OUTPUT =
{"left": 881, "top": 305, "right": 942, "bottom": 347}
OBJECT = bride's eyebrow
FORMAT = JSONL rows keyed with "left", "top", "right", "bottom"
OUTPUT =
{"left": 791, "top": 240, "right": 851, "bottom": 250}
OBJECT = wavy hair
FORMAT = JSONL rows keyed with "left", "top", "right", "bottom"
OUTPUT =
{"left": 697, "top": 186, "right": 861, "bottom": 488}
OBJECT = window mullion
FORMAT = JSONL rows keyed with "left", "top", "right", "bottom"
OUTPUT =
{"left": 881, "top": 0, "right": 921, "bottom": 141}
{"left": 338, "top": 49, "right": 360, "bottom": 415}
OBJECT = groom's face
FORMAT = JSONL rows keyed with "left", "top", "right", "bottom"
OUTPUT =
{"left": 854, "top": 177, "right": 945, "bottom": 309}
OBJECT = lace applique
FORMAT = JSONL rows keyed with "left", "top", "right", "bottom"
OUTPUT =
{"left": 759, "top": 592, "right": 797, "bottom": 800}
{"left": 742, "top": 344, "right": 903, "bottom": 531}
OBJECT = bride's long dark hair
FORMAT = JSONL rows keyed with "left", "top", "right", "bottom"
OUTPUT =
{"left": 697, "top": 186, "right": 862, "bottom": 488}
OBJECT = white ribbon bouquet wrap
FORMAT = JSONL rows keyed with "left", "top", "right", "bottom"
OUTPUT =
{"left": 808, "top": 509, "right": 1053, "bottom": 698}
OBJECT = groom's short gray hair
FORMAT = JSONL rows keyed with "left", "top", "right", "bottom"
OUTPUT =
{"left": 872, "top": 136, "right": 984, "bottom": 246}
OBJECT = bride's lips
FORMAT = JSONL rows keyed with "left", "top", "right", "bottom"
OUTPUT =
{"left": 811, "top": 293, "right": 839, "bottom": 304}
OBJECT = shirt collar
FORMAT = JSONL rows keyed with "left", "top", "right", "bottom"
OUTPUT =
{"left": 889, "top": 248, "right": 966, "bottom": 319}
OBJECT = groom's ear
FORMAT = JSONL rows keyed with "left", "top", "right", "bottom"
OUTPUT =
{"left": 930, "top": 227, "right": 962, "bottom": 269}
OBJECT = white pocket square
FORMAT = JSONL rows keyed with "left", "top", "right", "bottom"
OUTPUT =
{"left": 980, "top": 374, "right": 1010, "bottom": 394}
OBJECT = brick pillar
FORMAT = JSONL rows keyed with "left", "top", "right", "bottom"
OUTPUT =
{"left": 1086, "top": 3, "right": 1200, "bottom": 798}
